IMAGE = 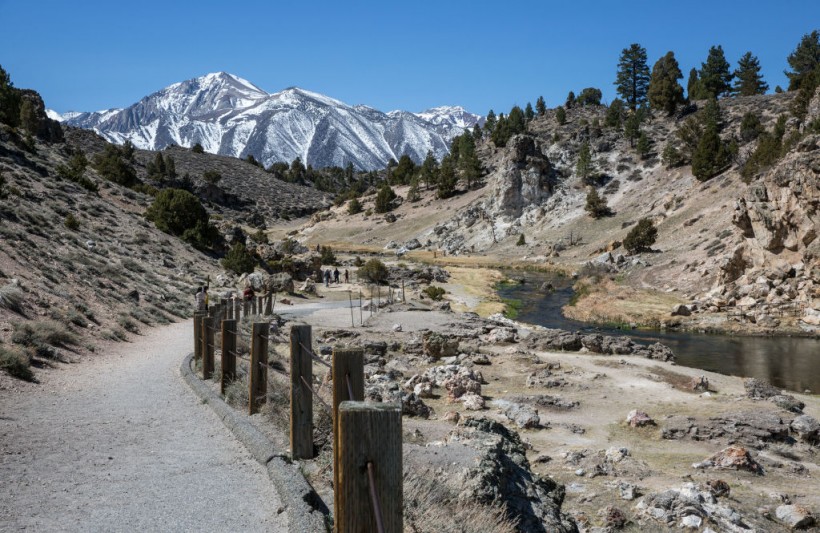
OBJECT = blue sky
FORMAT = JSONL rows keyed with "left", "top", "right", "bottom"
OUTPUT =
{"left": 1, "top": 1, "right": 817, "bottom": 115}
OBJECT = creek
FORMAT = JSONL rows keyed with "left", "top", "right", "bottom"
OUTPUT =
{"left": 497, "top": 271, "right": 820, "bottom": 393}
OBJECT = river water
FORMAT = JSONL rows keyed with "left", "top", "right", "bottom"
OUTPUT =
{"left": 497, "top": 272, "right": 820, "bottom": 393}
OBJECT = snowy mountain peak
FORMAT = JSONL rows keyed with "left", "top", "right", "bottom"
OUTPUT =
{"left": 60, "top": 73, "right": 482, "bottom": 170}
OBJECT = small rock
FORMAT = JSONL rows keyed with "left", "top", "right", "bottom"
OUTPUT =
{"left": 392, "top": 323, "right": 402, "bottom": 332}
{"left": 671, "top": 304, "right": 691, "bottom": 317}
{"left": 461, "top": 393, "right": 485, "bottom": 410}
{"left": 680, "top": 515, "right": 702, "bottom": 529}
{"left": 693, "top": 445, "right": 763, "bottom": 474}
{"left": 441, "top": 411, "right": 460, "bottom": 423}
{"left": 619, "top": 482, "right": 638, "bottom": 500}
{"left": 790, "top": 415, "right": 820, "bottom": 444}
{"left": 605, "top": 447, "right": 629, "bottom": 463}
{"left": 690, "top": 375, "right": 709, "bottom": 391}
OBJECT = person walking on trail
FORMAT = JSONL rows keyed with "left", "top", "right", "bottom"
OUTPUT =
{"left": 333, "top": 267, "right": 340, "bottom": 284}
{"left": 195, "top": 286, "right": 206, "bottom": 312}
{"left": 344, "top": 269, "right": 349, "bottom": 283}
{"left": 324, "top": 269, "right": 331, "bottom": 287}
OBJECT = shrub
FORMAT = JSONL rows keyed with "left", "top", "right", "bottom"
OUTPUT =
{"left": 555, "top": 106, "right": 566, "bottom": 125}
{"left": 64, "top": 213, "right": 80, "bottom": 230}
{"left": 92, "top": 144, "right": 138, "bottom": 187}
{"left": 740, "top": 112, "right": 763, "bottom": 142}
{"left": 422, "top": 286, "right": 446, "bottom": 300}
{"left": 191, "top": 143, "right": 204, "bottom": 153}
{"left": 347, "top": 197, "right": 362, "bottom": 215}
{"left": 0, "top": 283, "right": 24, "bottom": 314}
{"left": 0, "top": 344, "right": 33, "bottom": 381}
{"left": 516, "top": 234, "right": 526, "bottom": 246}
{"left": 222, "top": 242, "right": 256, "bottom": 275}
{"left": 11, "top": 320, "right": 77, "bottom": 348}
{"left": 661, "top": 143, "right": 685, "bottom": 168}
{"left": 624, "top": 218, "right": 657, "bottom": 254}
{"left": 358, "top": 259, "right": 388, "bottom": 284}
{"left": 145, "top": 188, "right": 218, "bottom": 249}
{"left": 117, "top": 315, "right": 139, "bottom": 334}
{"left": 585, "top": 189, "right": 611, "bottom": 218}
{"left": 353, "top": 256, "right": 364, "bottom": 267}
{"left": 320, "top": 246, "right": 336, "bottom": 265}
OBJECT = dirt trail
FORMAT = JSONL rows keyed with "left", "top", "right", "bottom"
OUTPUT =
{"left": 0, "top": 321, "right": 286, "bottom": 532}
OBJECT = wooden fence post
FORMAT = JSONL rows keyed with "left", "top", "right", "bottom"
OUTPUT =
{"left": 201, "top": 315, "right": 214, "bottom": 380}
{"left": 193, "top": 311, "right": 205, "bottom": 364}
{"left": 249, "top": 322, "right": 268, "bottom": 415}
{"left": 243, "top": 300, "right": 250, "bottom": 319}
{"left": 251, "top": 297, "right": 257, "bottom": 316}
{"left": 265, "top": 293, "right": 273, "bottom": 316}
{"left": 332, "top": 348, "right": 364, "bottom": 522}
{"left": 219, "top": 298, "right": 227, "bottom": 322}
{"left": 258, "top": 295, "right": 264, "bottom": 315}
{"left": 337, "top": 402, "right": 402, "bottom": 533}
{"left": 290, "top": 325, "right": 313, "bottom": 459}
{"left": 221, "top": 319, "right": 236, "bottom": 395}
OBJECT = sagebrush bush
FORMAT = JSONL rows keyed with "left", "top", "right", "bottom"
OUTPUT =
{"left": 117, "top": 315, "right": 139, "bottom": 334}
{"left": 358, "top": 259, "right": 388, "bottom": 283}
{"left": 11, "top": 320, "right": 77, "bottom": 348}
{"left": 422, "top": 286, "right": 446, "bottom": 301}
{"left": 0, "top": 283, "right": 24, "bottom": 314}
{"left": 0, "top": 344, "right": 33, "bottom": 381}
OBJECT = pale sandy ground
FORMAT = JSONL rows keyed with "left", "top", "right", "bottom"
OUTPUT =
{"left": 0, "top": 321, "right": 286, "bottom": 533}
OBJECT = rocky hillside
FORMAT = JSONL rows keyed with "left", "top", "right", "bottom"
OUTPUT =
{"left": 300, "top": 89, "right": 819, "bottom": 334}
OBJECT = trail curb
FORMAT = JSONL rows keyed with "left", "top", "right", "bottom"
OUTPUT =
{"left": 180, "top": 353, "right": 329, "bottom": 532}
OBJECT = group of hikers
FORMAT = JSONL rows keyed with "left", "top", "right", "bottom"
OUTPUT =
{"left": 321, "top": 267, "right": 349, "bottom": 287}
{"left": 194, "top": 282, "right": 259, "bottom": 312}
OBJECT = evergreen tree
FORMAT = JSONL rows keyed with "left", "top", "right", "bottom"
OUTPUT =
{"left": 288, "top": 157, "right": 306, "bottom": 183}
{"left": 786, "top": 30, "right": 820, "bottom": 91}
{"left": 436, "top": 155, "right": 457, "bottom": 199}
{"left": 191, "top": 142, "right": 204, "bottom": 153}
{"left": 420, "top": 150, "right": 439, "bottom": 190}
{"left": 555, "top": 106, "right": 566, "bottom": 125}
{"left": 585, "top": 188, "right": 611, "bottom": 218}
{"left": 392, "top": 154, "right": 416, "bottom": 185}
{"left": 165, "top": 156, "right": 177, "bottom": 180}
{"left": 733, "top": 52, "right": 768, "bottom": 96}
{"left": 202, "top": 170, "right": 222, "bottom": 185}
{"left": 614, "top": 43, "right": 651, "bottom": 111}
{"left": 18, "top": 99, "right": 37, "bottom": 134}
{"left": 484, "top": 109, "right": 496, "bottom": 133}
{"left": 699, "top": 45, "right": 734, "bottom": 98}
{"left": 347, "top": 196, "right": 362, "bottom": 215}
{"left": 565, "top": 91, "right": 575, "bottom": 108}
{"left": 472, "top": 123, "right": 482, "bottom": 141}
{"left": 624, "top": 218, "right": 657, "bottom": 253}
{"left": 739, "top": 112, "right": 763, "bottom": 142}
{"left": 0, "top": 65, "right": 21, "bottom": 127}
{"left": 687, "top": 68, "right": 702, "bottom": 100}
{"left": 647, "top": 51, "right": 685, "bottom": 116}
{"left": 535, "top": 96, "right": 547, "bottom": 116}
{"left": 576, "top": 141, "right": 594, "bottom": 182}
{"left": 407, "top": 177, "right": 421, "bottom": 202}
{"left": 576, "top": 87, "right": 603, "bottom": 106}
{"left": 221, "top": 243, "right": 256, "bottom": 275}
{"left": 92, "top": 144, "right": 138, "bottom": 187}
{"left": 457, "top": 133, "right": 481, "bottom": 188}
{"left": 524, "top": 102, "right": 535, "bottom": 120}
{"left": 605, "top": 99, "right": 625, "bottom": 128}
{"left": 374, "top": 183, "right": 397, "bottom": 213}
{"left": 507, "top": 105, "right": 526, "bottom": 133}
{"left": 636, "top": 132, "right": 650, "bottom": 159}
{"left": 624, "top": 112, "right": 642, "bottom": 147}
{"left": 692, "top": 99, "right": 731, "bottom": 181}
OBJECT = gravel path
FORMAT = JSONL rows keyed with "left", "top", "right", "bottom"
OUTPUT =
{"left": 0, "top": 321, "right": 286, "bottom": 532}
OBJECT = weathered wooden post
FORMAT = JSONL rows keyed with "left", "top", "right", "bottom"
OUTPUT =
{"left": 332, "top": 348, "right": 364, "bottom": 520}
{"left": 251, "top": 296, "right": 257, "bottom": 316}
{"left": 337, "top": 402, "right": 402, "bottom": 533}
{"left": 221, "top": 319, "right": 236, "bottom": 395}
{"left": 193, "top": 311, "right": 205, "bottom": 364}
{"left": 243, "top": 299, "right": 250, "bottom": 319}
{"left": 201, "top": 315, "right": 214, "bottom": 380}
{"left": 290, "top": 325, "right": 313, "bottom": 459}
{"left": 219, "top": 298, "right": 227, "bottom": 323}
{"left": 257, "top": 295, "right": 264, "bottom": 315}
{"left": 248, "top": 322, "right": 268, "bottom": 415}
{"left": 264, "top": 293, "right": 273, "bottom": 316}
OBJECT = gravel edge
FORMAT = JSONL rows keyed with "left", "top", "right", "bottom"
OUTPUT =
{"left": 180, "top": 353, "right": 329, "bottom": 532}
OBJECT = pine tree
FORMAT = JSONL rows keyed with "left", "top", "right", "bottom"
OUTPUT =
{"left": 636, "top": 132, "right": 650, "bottom": 159}
{"left": 507, "top": 106, "right": 526, "bottom": 133}
{"left": 733, "top": 52, "right": 768, "bottom": 96}
{"left": 375, "top": 183, "right": 397, "bottom": 213}
{"left": 472, "top": 123, "right": 482, "bottom": 141}
{"left": 692, "top": 99, "right": 730, "bottom": 181}
{"left": 605, "top": 99, "right": 625, "bottom": 128}
{"left": 420, "top": 150, "right": 439, "bottom": 190}
{"left": 576, "top": 88, "right": 603, "bottom": 106}
{"left": 565, "top": 91, "right": 575, "bottom": 109}
{"left": 585, "top": 188, "right": 611, "bottom": 218}
{"left": 699, "top": 45, "right": 734, "bottom": 98}
{"left": 647, "top": 51, "right": 685, "bottom": 116}
{"left": 624, "top": 112, "right": 642, "bottom": 147}
{"left": 484, "top": 109, "right": 496, "bottom": 133}
{"left": 614, "top": 43, "right": 651, "bottom": 111}
{"left": 0, "top": 65, "right": 20, "bottom": 127}
{"left": 687, "top": 68, "right": 703, "bottom": 100}
{"left": 437, "top": 155, "right": 457, "bottom": 199}
{"left": 525, "top": 102, "right": 535, "bottom": 120}
{"left": 555, "top": 106, "right": 566, "bottom": 125}
{"left": 406, "top": 178, "right": 421, "bottom": 202}
{"left": 18, "top": 99, "right": 37, "bottom": 134}
{"left": 624, "top": 218, "right": 657, "bottom": 253}
{"left": 457, "top": 133, "right": 481, "bottom": 189}
{"left": 576, "top": 141, "right": 594, "bottom": 182}
{"left": 535, "top": 96, "right": 547, "bottom": 116}
{"left": 786, "top": 30, "right": 820, "bottom": 91}
{"left": 392, "top": 154, "right": 416, "bottom": 185}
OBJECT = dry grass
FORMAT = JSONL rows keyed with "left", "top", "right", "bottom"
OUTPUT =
{"left": 563, "top": 277, "right": 685, "bottom": 327}
{"left": 0, "top": 283, "right": 24, "bottom": 314}
{"left": 403, "top": 471, "right": 518, "bottom": 533}
{"left": 0, "top": 343, "right": 33, "bottom": 381}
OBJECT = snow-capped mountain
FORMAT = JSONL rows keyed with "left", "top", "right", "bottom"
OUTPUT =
{"left": 54, "top": 72, "right": 482, "bottom": 170}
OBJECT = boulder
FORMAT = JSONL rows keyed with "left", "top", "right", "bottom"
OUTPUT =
{"left": 486, "top": 327, "right": 516, "bottom": 343}
{"left": 501, "top": 402, "right": 541, "bottom": 429}
{"left": 770, "top": 394, "right": 805, "bottom": 413}
{"left": 775, "top": 504, "right": 815, "bottom": 530}
{"left": 626, "top": 409, "right": 655, "bottom": 428}
{"left": 461, "top": 393, "right": 485, "bottom": 410}
{"left": 298, "top": 278, "right": 316, "bottom": 294}
{"left": 790, "top": 415, "right": 820, "bottom": 445}
{"left": 671, "top": 304, "right": 691, "bottom": 316}
{"left": 744, "top": 378, "right": 781, "bottom": 399}
{"left": 692, "top": 445, "right": 763, "bottom": 474}
{"left": 404, "top": 238, "right": 422, "bottom": 250}
{"left": 402, "top": 393, "right": 433, "bottom": 419}
{"left": 423, "top": 332, "right": 460, "bottom": 358}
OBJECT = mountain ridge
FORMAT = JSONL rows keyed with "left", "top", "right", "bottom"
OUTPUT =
{"left": 50, "top": 72, "right": 483, "bottom": 171}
